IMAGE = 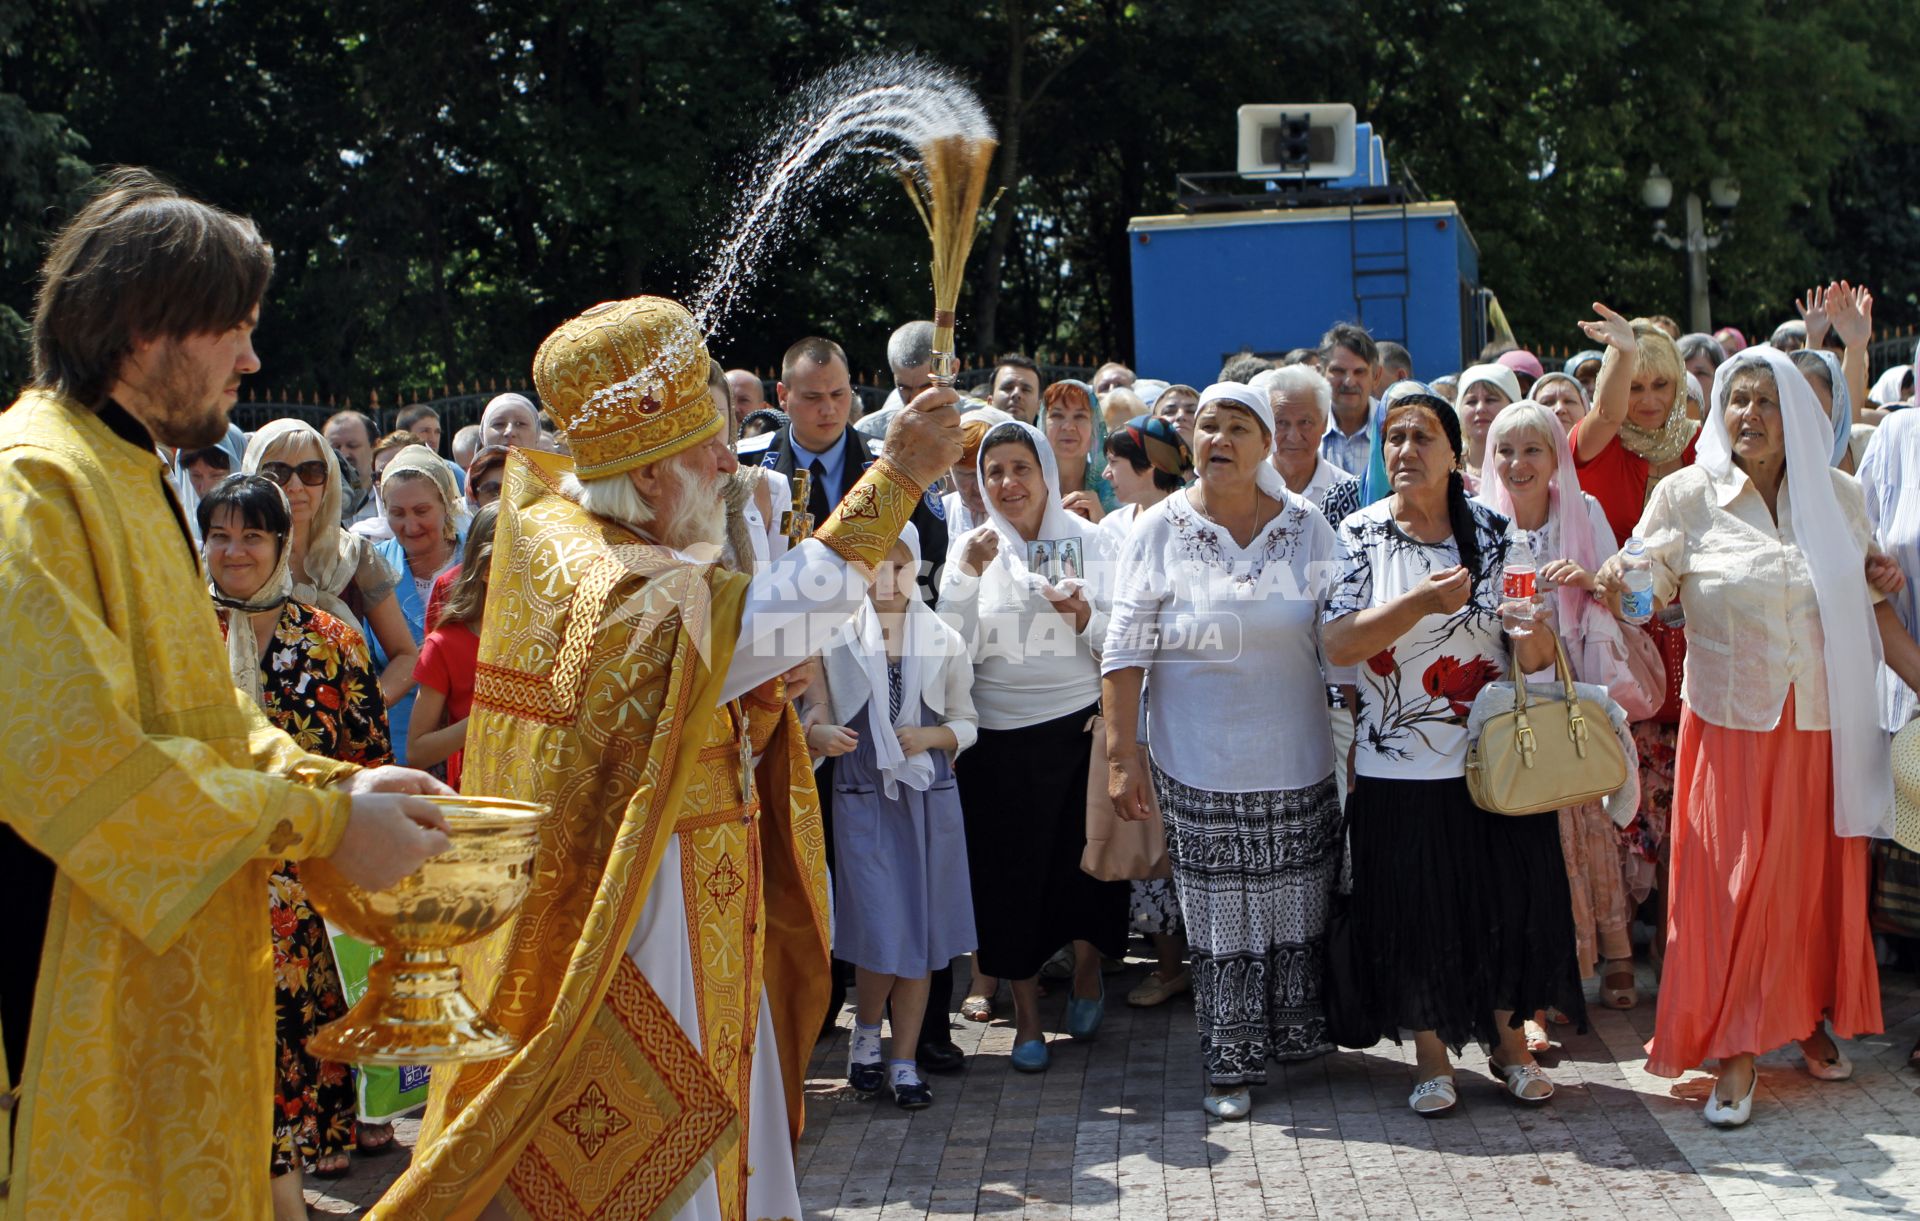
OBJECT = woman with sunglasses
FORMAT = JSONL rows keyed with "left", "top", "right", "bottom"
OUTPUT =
{"left": 243, "top": 423, "right": 418, "bottom": 733}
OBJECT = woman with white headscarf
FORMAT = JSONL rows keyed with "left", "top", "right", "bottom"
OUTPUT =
{"left": 1605, "top": 347, "right": 1920, "bottom": 1127}
{"left": 243, "top": 420, "right": 415, "bottom": 707}
{"left": 197, "top": 474, "right": 393, "bottom": 1201}
{"left": 1103, "top": 383, "right": 1347, "bottom": 1122}
{"left": 371, "top": 444, "right": 468, "bottom": 766}
{"left": 1477, "top": 402, "right": 1643, "bottom": 1031}
{"left": 804, "top": 524, "right": 977, "bottom": 1109}
{"left": 1451, "top": 363, "right": 1522, "bottom": 490}
{"left": 940, "top": 421, "right": 1128, "bottom": 1073}
{"left": 1530, "top": 371, "right": 1590, "bottom": 439}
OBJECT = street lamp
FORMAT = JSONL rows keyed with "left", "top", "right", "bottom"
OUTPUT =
{"left": 1642, "top": 164, "right": 1738, "bottom": 333}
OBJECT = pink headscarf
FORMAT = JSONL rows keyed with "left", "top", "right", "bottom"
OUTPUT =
{"left": 1475, "top": 402, "right": 1634, "bottom": 703}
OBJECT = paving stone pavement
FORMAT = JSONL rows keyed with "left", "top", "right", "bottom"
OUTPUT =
{"left": 307, "top": 957, "right": 1920, "bottom": 1219}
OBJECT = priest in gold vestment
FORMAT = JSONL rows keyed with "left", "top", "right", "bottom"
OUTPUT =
{"left": 0, "top": 168, "right": 453, "bottom": 1220}
{"left": 380, "top": 296, "right": 960, "bottom": 1220}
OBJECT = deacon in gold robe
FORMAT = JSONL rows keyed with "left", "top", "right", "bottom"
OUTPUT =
{"left": 0, "top": 169, "right": 453, "bottom": 1220}
{"left": 380, "top": 296, "right": 961, "bottom": 1221}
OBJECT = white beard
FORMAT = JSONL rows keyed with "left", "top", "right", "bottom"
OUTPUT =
{"left": 655, "top": 463, "right": 727, "bottom": 554}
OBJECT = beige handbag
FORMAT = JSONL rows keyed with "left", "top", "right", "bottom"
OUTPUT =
{"left": 1081, "top": 715, "right": 1173, "bottom": 881}
{"left": 1465, "top": 637, "right": 1629, "bottom": 816}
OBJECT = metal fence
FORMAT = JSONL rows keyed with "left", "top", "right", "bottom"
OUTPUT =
{"left": 231, "top": 357, "right": 1105, "bottom": 444}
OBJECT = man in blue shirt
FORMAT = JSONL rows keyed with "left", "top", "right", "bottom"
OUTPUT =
{"left": 1318, "top": 322, "right": 1379, "bottom": 479}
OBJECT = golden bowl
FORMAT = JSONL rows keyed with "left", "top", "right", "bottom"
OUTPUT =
{"left": 303, "top": 795, "right": 545, "bottom": 1066}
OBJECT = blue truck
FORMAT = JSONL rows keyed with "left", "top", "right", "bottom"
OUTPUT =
{"left": 1128, "top": 122, "right": 1488, "bottom": 386}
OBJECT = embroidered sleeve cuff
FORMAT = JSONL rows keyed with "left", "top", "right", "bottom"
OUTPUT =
{"left": 812, "top": 457, "right": 925, "bottom": 571}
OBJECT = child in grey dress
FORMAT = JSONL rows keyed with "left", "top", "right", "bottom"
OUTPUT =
{"left": 805, "top": 525, "right": 978, "bottom": 1109}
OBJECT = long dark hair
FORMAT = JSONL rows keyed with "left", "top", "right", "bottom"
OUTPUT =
{"left": 32, "top": 168, "right": 274, "bottom": 412}
{"left": 1385, "top": 395, "right": 1484, "bottom": 582}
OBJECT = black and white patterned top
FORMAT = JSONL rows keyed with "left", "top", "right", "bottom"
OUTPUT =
{"left": 1324, "top": 498, "right": 1512, "bottom": 780}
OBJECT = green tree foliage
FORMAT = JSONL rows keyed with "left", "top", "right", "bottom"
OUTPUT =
{"left": 0, "top": 0, "right": 89, "bottom": 380}
{"left": 2, "top": 0, "right": 1916, "bottom": 397}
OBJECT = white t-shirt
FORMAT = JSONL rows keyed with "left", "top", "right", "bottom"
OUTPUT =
{"left": 1104, "top": 489, "right": 1341, "bottom": 792}
{"left": 1324, "top": 499, "right": 1514, "bottom": 780}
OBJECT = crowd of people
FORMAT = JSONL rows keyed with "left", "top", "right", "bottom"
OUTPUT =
{"left": 9, "top": 168, "right": 1920, "bottom": 1220}
{"left": 710, "top": 305, "right": 1920, "bottom": 1130}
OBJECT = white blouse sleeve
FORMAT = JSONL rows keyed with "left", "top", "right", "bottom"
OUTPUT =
{"left": 1099, "top": 518, "right": 1163, "bottom": 674}
{"left": 1633, "top": 478, "right": 1687, "bottom": 607}
{"left": 940, "top": 647, "right": 979, "bottom": 757}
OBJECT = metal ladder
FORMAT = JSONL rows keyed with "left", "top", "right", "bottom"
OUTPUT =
{"left": 1349, "top": 201, "right": 1411, "bottom": 343}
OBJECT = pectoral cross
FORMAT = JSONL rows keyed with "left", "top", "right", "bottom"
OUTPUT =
{"left": 781, "top": 467, "right": 815, "bottom": 544}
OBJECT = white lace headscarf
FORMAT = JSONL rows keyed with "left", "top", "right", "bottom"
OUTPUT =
{"left": 1700, "top": 347, "right": 1891, "bottom": 838}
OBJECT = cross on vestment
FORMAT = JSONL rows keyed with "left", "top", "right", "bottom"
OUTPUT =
{"left": 780, "top": 467, "right": 815, "bottom": 545}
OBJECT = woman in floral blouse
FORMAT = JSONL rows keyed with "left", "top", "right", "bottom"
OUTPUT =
{"left": 199, "top": 475, "right": 392, "bottom": 1215}
{"left": 1322, "top": 390, "right": 1584, "bottom": 1118}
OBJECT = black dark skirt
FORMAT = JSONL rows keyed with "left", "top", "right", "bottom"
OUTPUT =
{"left": 1338, "top": 775, "right": 1586, "bottom": 1052}
{"left": 955, "top": 702, "right": 1129, "bottom": 979}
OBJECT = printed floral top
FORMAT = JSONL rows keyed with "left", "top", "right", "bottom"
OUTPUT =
{"left": 1324, "top": 498, "right": 1512, "bottom": 780}
{"left": 220, "top": 600, "right": 393, "bottom": 767}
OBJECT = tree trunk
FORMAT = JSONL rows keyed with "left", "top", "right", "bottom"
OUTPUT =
{"left": 972, "top": 0, "right": 1026, "bottom": 359}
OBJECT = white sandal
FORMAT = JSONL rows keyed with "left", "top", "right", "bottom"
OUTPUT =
{"left": 1489, "top": 1057, "right": 1554, "bottom": 1104}
{"left": 1409, "top": 1075, "right": 1457, "bottom": 1116}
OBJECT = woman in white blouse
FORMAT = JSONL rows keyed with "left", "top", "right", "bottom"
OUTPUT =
{"left": 1602, "top": 347, "right": 1920, "bottom": 1127}
{"left": 1322, "top": 389, "right": 1576, "bottom": 1118}
{"left": 939, "top": 422, "right": 1129, "bottom": 1073}
{"left": 1103, "top": 384, "right": 1345, "bottom": 1122}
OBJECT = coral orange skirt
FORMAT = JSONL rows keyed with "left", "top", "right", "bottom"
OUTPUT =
{"left": 1645, "top": 692, "right": 1882, "bottom": 1077}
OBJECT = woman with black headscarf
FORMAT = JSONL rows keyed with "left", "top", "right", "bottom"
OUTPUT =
{"left": 1323, "top": 391, "right": 1585, "bottom": 1117}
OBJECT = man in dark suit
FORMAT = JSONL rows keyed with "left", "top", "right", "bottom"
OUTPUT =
{"left": 738, "top": 335, "right": 949, "bottom": 591}
{"left": 736, "top": 334, "right": 964, "bottom": 1075}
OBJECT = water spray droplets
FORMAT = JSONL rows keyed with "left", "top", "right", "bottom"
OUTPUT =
{"left": 690, "top": 54, "right": 996, "bottom": 342}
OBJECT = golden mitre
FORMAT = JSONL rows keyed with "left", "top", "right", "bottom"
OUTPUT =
{"left": 532, "top": 295, "right": 719, "bottom": 479}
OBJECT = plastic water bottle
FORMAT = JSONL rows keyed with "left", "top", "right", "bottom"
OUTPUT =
{"left": 1502, "top": 524, "right": 1538, "bottom": 622}
{"left": 1619, "top": 536, "right": 1654, "bottom": 625}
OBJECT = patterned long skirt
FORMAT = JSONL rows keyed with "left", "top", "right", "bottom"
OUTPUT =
{"left": 270, "top": 861, "right": 357, "bottom": 1175}
{"left": 1152, "top": 766, "right": 1343, "bottom": 1086}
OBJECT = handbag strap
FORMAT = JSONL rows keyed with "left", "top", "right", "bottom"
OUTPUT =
{"left": 1503, "top": 630, "right": 1579, "bottom": 710}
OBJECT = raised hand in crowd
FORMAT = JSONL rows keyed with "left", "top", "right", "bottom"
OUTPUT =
{"left": 1796, "top": 284, "right": 1831, "bottom": 350}
{"left": 1576, "top": 300, "right": 1636, "bottom": 354}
